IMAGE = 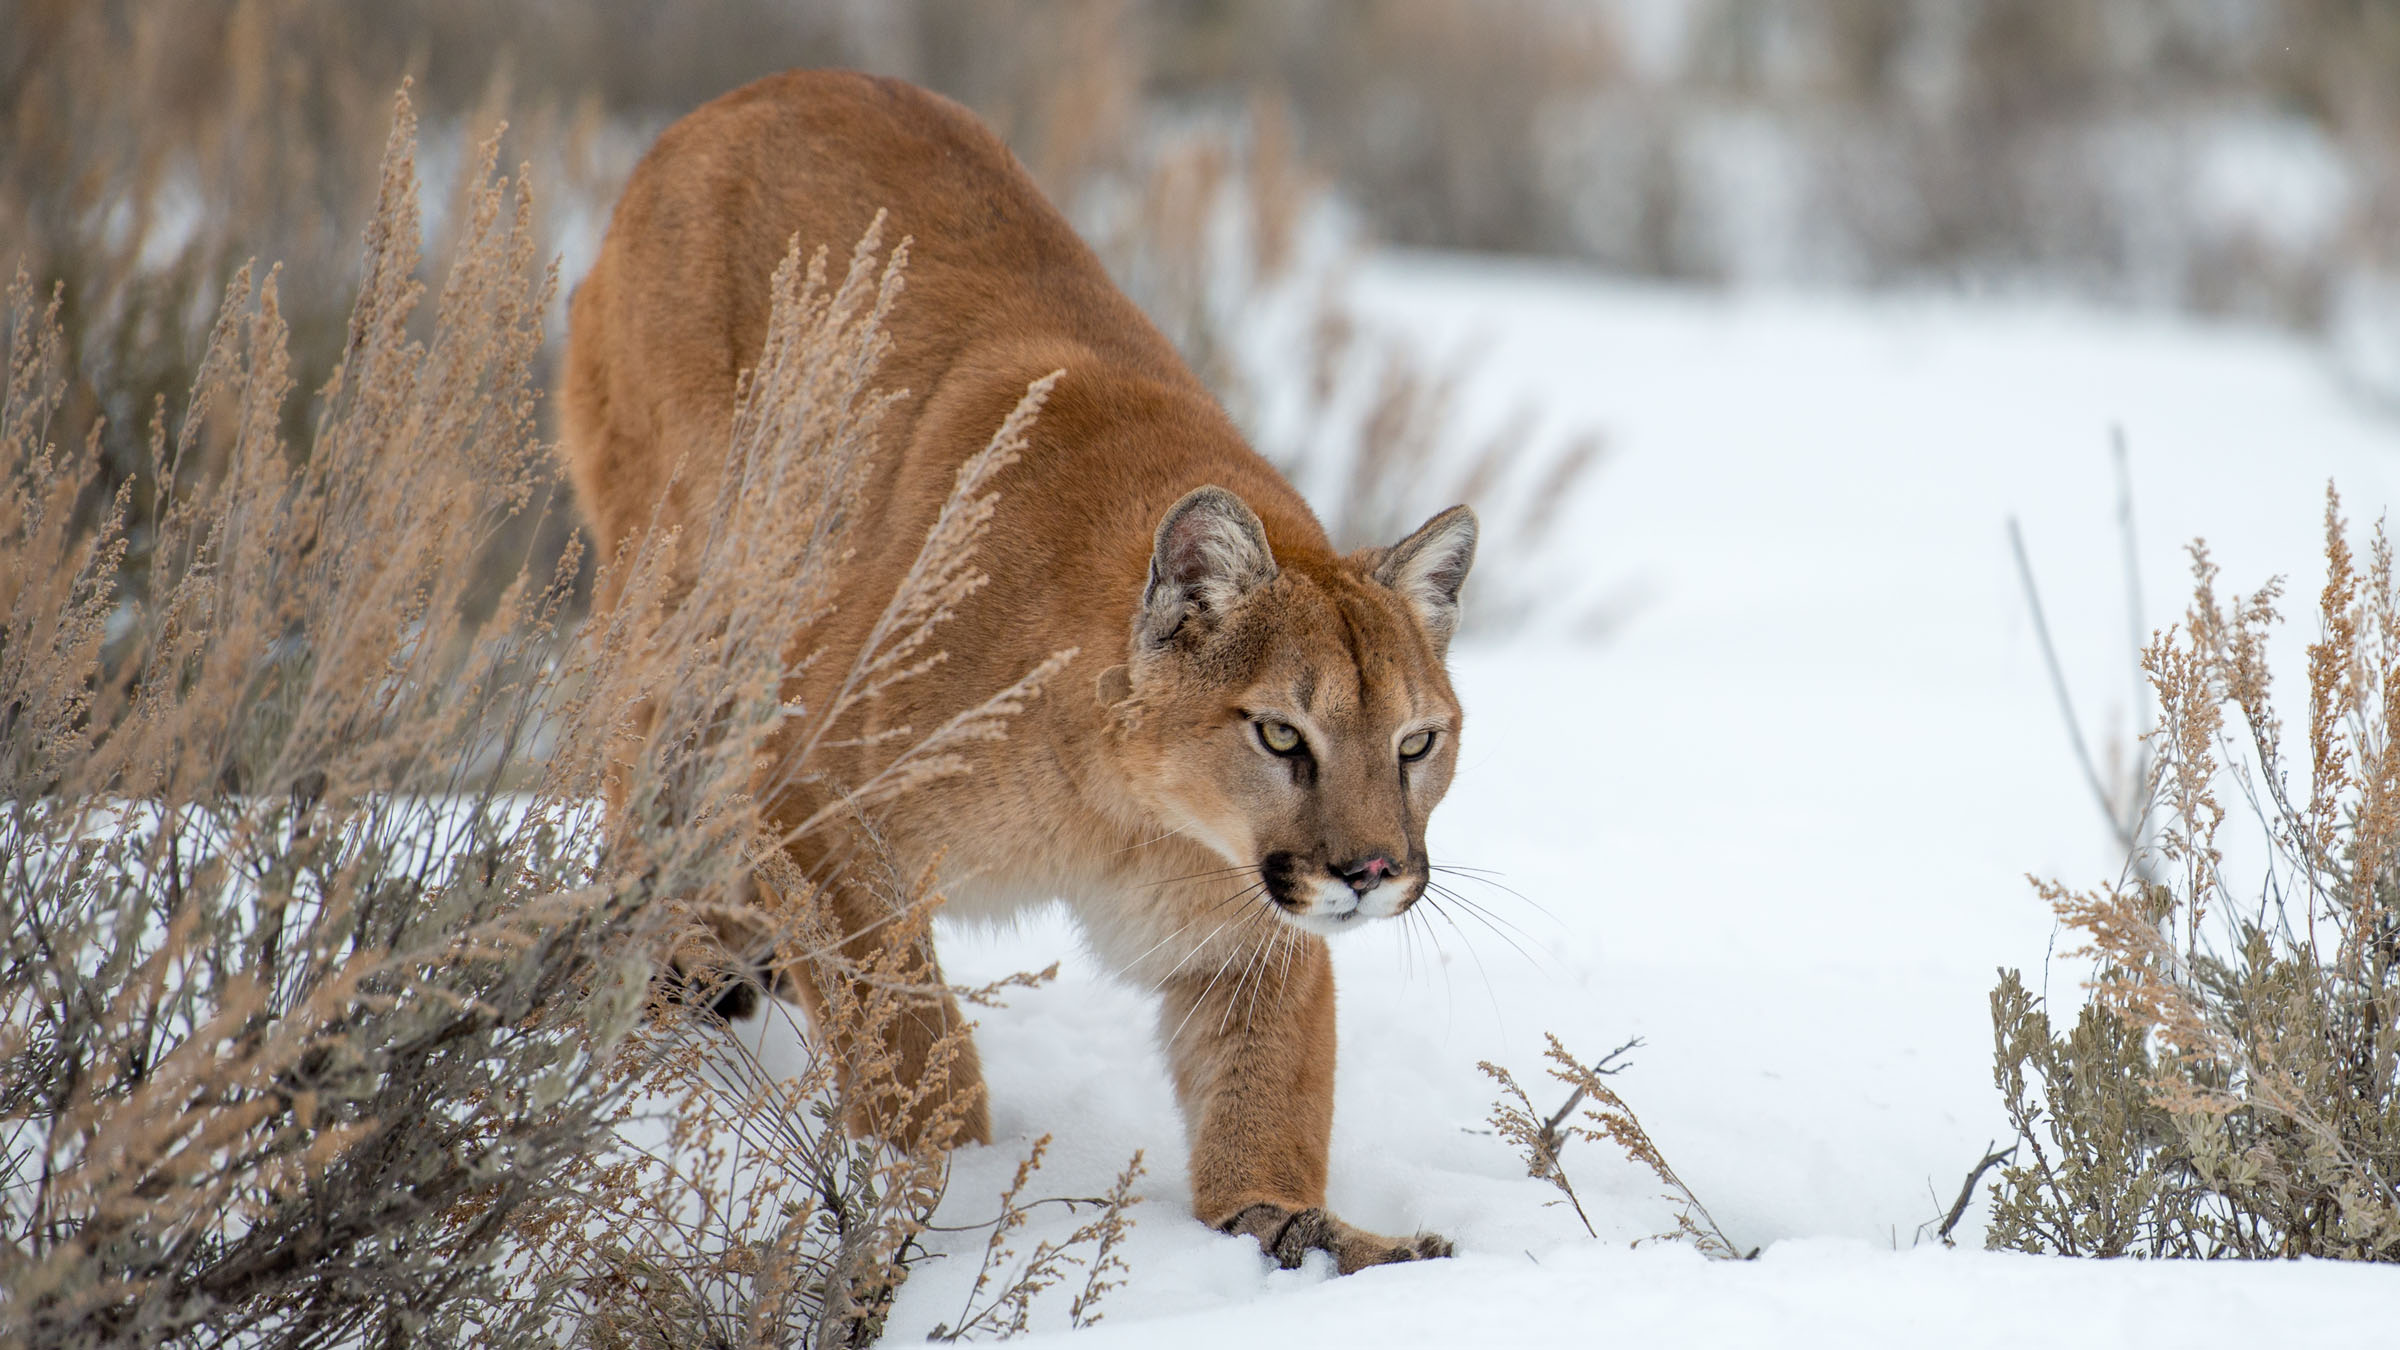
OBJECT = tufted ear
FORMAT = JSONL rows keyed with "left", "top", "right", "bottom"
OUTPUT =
{"left": 1138, "top": 486, "right": 1278, "bottom": 647}
{"left": 1373, "top": 504, "right": 1478, "bottom": 646}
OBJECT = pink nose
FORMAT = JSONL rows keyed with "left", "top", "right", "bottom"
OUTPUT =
{"left": 1333, "top": 855, "right": 1394, "bottom": 891}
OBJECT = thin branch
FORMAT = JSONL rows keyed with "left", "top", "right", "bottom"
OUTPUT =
{"left": 2010, "top": 515, "right": 2135, "bottom": 851}
{"left": 2112, "top": 428, "right": 2149, "bottom": 785}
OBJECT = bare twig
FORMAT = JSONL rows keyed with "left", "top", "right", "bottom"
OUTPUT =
{"left": 1919, "top": 1140, "right": 2017, "bottom": 1248}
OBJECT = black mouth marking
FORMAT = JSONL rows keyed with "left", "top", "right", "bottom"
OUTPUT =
{"left": 1259, "top": 851, "right": 1311, "bottom": 910}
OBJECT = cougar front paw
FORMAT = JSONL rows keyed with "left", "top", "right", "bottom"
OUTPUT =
{"left": 1223, "top": 1203, "right": 1453, "bottom": 1275}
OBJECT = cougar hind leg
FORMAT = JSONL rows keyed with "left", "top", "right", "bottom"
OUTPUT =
{"left": 770, "top": 833, "right": 993, "bottom": 1149}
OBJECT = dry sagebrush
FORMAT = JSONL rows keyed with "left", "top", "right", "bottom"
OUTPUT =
{"left": 0, "top": 93, "right": 646, "bottom": 1347}
{"left": 1991, "top": 488, "right": 2400, "bottom": 1261}
{"left": 1, "top": 88, "right": 1132, "bottom": 1348}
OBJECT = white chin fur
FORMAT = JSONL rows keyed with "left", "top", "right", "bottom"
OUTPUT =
{"left": 1276, "top": 877, "right": 1409, "bottom": 936}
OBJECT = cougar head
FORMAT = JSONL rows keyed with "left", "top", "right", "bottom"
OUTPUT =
{"left": 1105, "top": 485, "right": 1477, "bottom": 936}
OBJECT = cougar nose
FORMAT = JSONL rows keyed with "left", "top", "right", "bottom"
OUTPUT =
{"left": 1331, "top": 855, "right": 1395, "bottom": 893}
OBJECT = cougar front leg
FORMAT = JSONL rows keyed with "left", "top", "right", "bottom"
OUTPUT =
{"left": 1161, "top": 930, "right": 1451, "bottom": 1273}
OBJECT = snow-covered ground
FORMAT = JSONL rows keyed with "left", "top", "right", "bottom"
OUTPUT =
{"left": 797, "top": 258, "right": 2400, "bottom": 1344}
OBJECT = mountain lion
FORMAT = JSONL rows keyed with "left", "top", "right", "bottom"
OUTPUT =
{"left": 562, "top": 69, "right": 1475, "bottom": 1273}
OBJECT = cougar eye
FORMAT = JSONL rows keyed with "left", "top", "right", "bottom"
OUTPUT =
{"left": 1258, "top": 720, "right": 1305, "bottom": 755}
{"left": 1398, "top": 729, "right": 1435, "bottom": 761}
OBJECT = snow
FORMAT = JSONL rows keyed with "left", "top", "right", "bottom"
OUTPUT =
{"left": 771, "top": 258, "right": 2400, "bottom": 1343}
{"left": 1020, "top": 1239, "right": 2397, "bottom": 1350}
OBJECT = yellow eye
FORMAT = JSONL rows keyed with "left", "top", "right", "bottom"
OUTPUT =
{"left": 1398, "top": 729, "right": 1435, "bottom": 761}
{"left": 1259, "top": 720, "right": 1303, "bottom": 754}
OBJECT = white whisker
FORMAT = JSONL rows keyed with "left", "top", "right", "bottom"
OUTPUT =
{"left": 1131, "top": 881, "right": 1266, "bottom": 986}
{"left": 1169, "top": 907, "right": 1272, "bottom": 1047}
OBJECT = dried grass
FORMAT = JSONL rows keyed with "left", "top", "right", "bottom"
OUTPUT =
{"left": 1481, "top": 1033, "right": 1747, "bottom": 1260}
{"left": 926, "top": 1139, "right": 1145, "bottom": 1342}
{"left": 1, "top": 85, "right": 640, "bottom": 1348}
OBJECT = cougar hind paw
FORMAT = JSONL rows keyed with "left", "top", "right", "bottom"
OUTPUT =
{"left": 659, "top": 952, "right": 768, "bottom": 1020}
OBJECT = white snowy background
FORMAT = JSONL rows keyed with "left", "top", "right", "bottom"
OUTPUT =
{"left": 737, "top": 253, "right": 2400, "bottom": 1347}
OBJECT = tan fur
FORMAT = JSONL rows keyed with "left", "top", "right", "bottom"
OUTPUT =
{"left": 562, "top": 70, "right": 1475, "bottom": 1273}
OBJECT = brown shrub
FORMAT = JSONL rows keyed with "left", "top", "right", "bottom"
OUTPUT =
{"left": 1990, "top": 488, "right": 2400, "bottom": 1261}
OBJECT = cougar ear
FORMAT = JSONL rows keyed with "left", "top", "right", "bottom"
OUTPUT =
{"left": 1373, "top": 504, "right": 1478, "bottom": 647}
{"left": 1138, "top": 486, "right": 1278, "bottom": 647}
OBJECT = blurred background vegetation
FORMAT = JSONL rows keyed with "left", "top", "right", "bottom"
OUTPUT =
{"left": 6, "top": 0, "right": 2398, "bottom": 611}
